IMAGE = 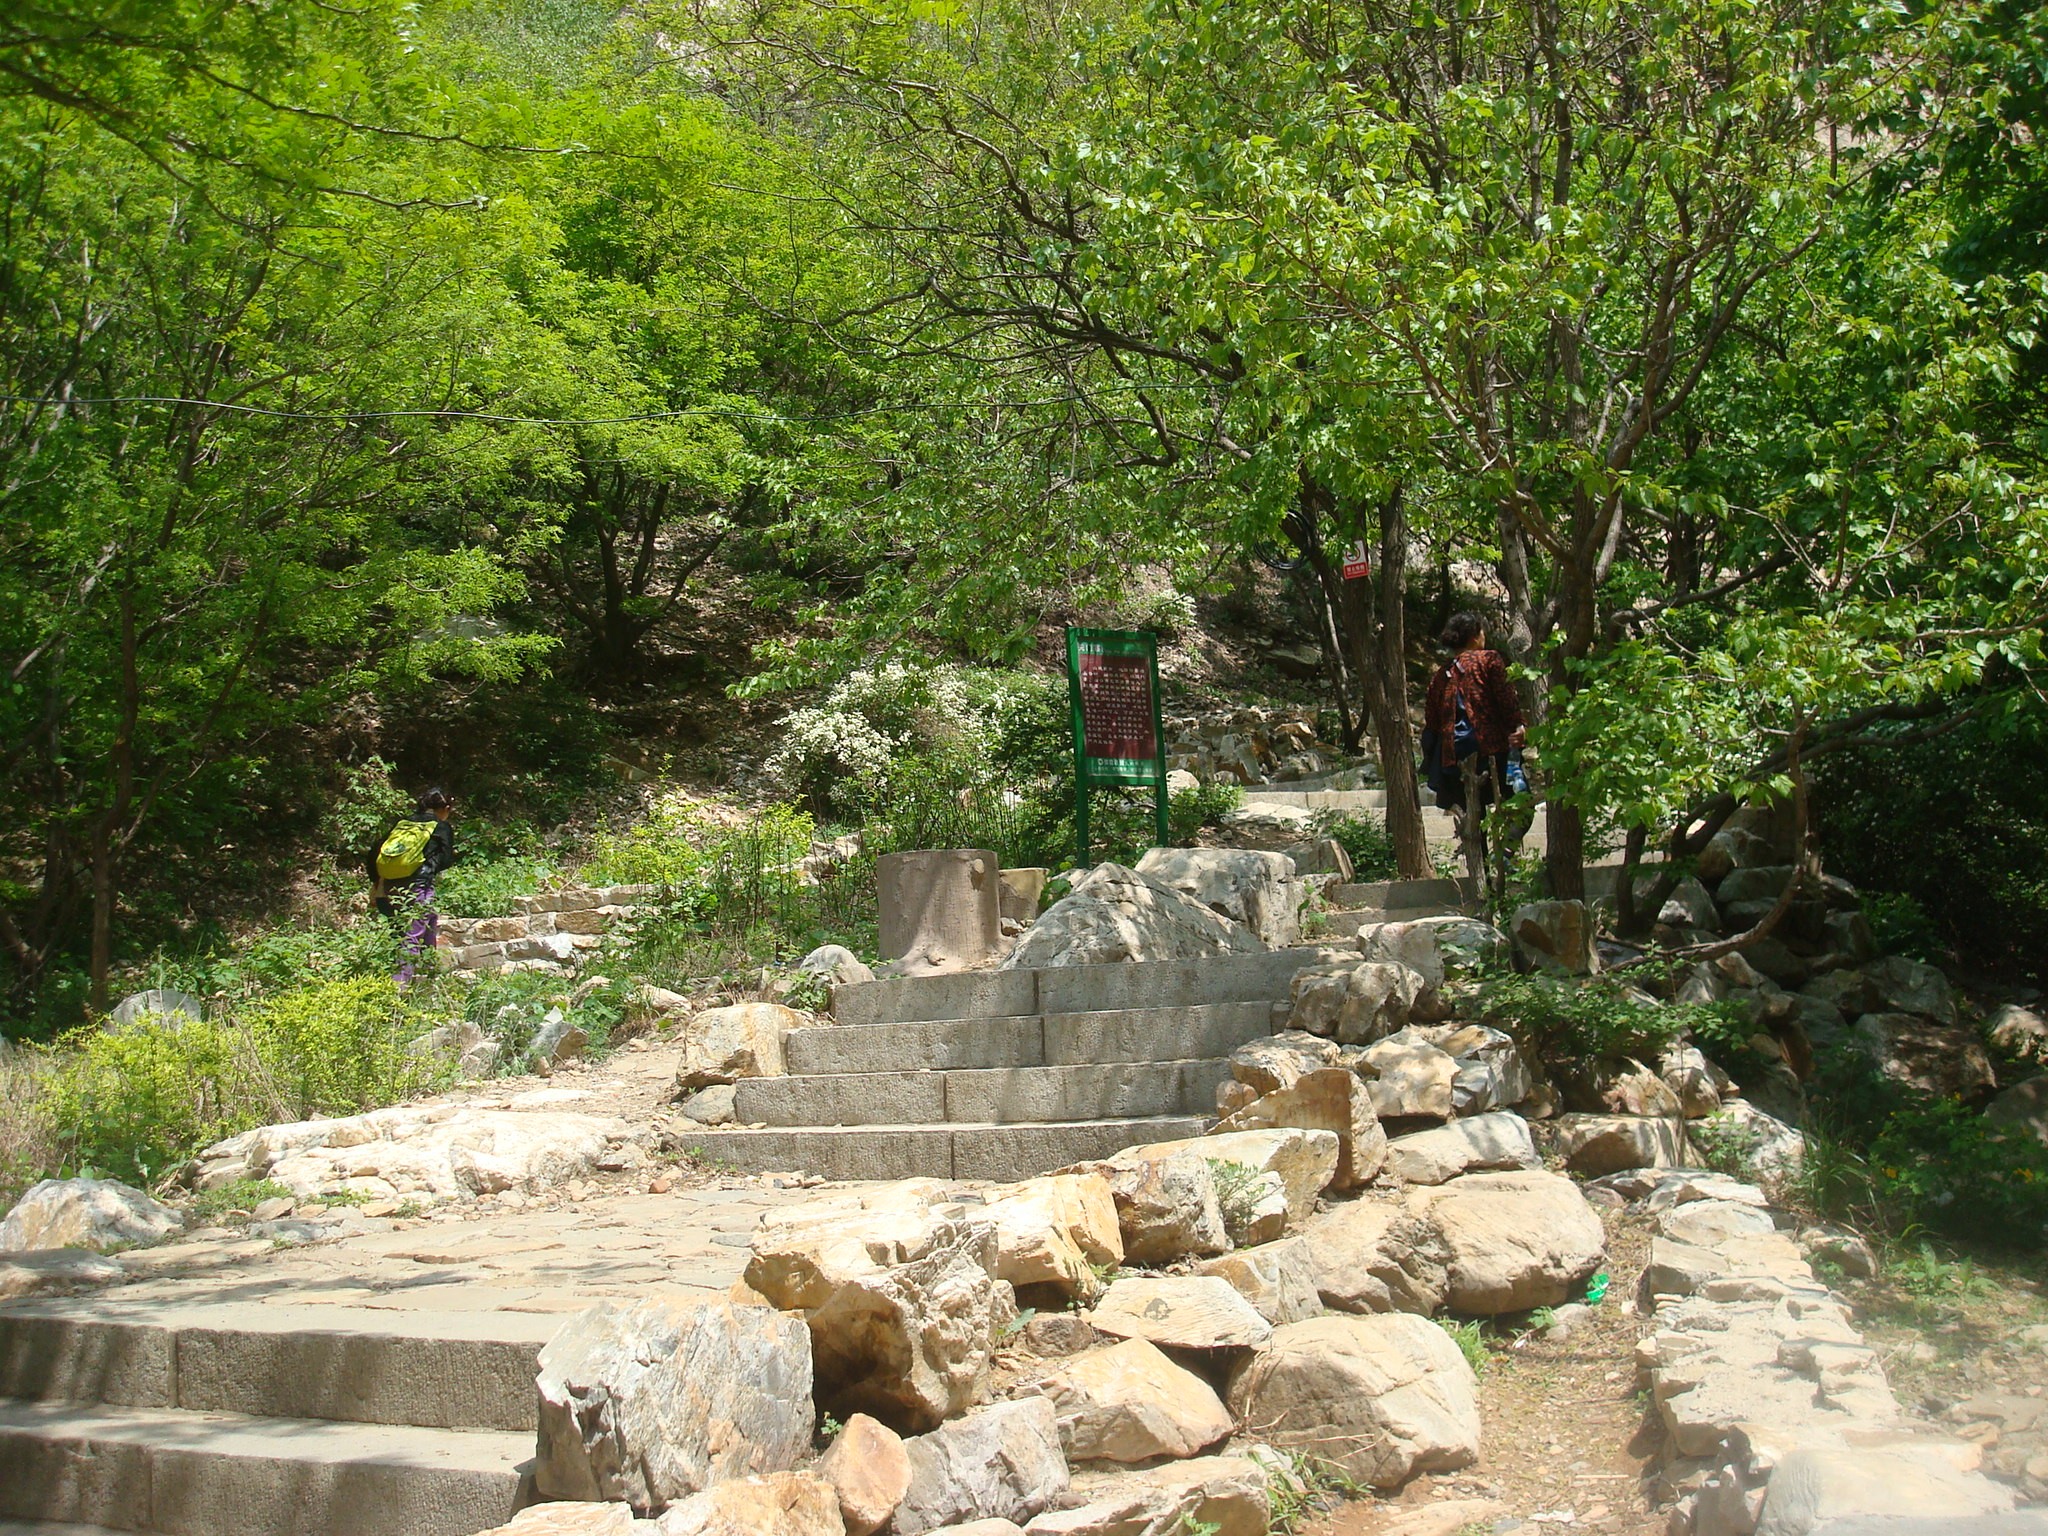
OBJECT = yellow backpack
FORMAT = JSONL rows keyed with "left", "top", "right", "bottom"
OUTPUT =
{"left": 376, "top": 819, "right": 434, "bottom": 881}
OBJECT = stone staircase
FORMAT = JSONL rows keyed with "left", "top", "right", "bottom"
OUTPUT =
{"left": 0, "top": 1298, "right": 544, "bottom": 1536}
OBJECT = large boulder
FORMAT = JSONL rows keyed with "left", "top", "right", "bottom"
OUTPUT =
{"left": 893, "top": 1399, "right": 1071, "bottom": 1536}
{"left": 473, "top": 1505, "right": 638, "bottom": 1536}
{"left": 1410, "top": 915, "right": 1511, "bottom": 973}
{"left": 1657, "top": 878, "right": 1722, "bottom": 933}
{"left": 1212, "top": 1068, "right": 1387, "bottom": 1189}
{"left": 0, "top": 1177, "right": 181, "bottom": 1253}
{"left": 1753, "top": 1446, "right": 2016, "bottom": 1536}
{"left": 1226, "top": 1032, "right": 1341, "bottom": 1096}
{"left": 1862, "top": 956, "right": 1958, "bottom": 1026}
{"left": 1193, "top": 1128, "right": 1339, "bottom": 1224}
{"left": 745, "top": 1183, "right": 1005, "bottom": 1431}
{"left": 678, "top": 1004, "right": 796, "bottom": 1091}
{"left": 1297, "top": 1199, "right": 1450, "bottom": 1316}
{"left": 1510, "top": 900, "right": 1600, "bottom": 975}
{"left": 1088, "top": 1276, "right": 1274, "bottom": 1353}
{"left": 1658, "top": 1044, "right": 1731, "bottom": 1119}
{"left": 1701, "top": 1099, "right": 1806, "bottom": 1183}
{"left": 1358, "top": 1030, "right": 1459, "bottom": 1120}
{"left": 1413, "top": 1170, "right": 1605, "bottom": 1314}
{"left": 1383, "top": 1113, "right": 1539, "bottom": 1187}
{"left": 1986, "top": 1076, "right": 2048, "bottom": 1148}
{"left": 1196, "top": 1237, "right": 1323, "bottom": 1325}
{"left": 1989, "top": 1004, "right": 2048, "bottom": 1066}
{"left": 107, "top": 988, "right": 204, "bottom": 1030}
{"left": 1025, "top": 1338, "right": 1234, "bottom": 1463}
{"left": 1025, "top": 1454, "right": 1270, "bottom": 1536}
{"left": 1097, "top": 1147, "right": 1229, "bottom": 1264}
{"left": 981, "top": 1175, "right": 1123, "bottom": 1303}
{"left": 1003, "top": 864, "right": 1265, "bottom": 969}
{"left": 1438, "top": 1025, "right": 1534, "bottom": 1115}
{"left": 655, "top": 1472, "right": 845, "bottom": 1536}
{"left": 1551, "top": 1114, "right": 1689, "bottom": 1176}
{"left": 1134, "top": 847, "right": 1306, "bottom": 949}
{"left": 1558, "top": 1057, "right": 1683, "bottom": 1119}
{"left": 1357, "top": 922, "right": 1447, "bottom": 1014}
{"left": 1286, "top": 961, "right": 1426, "bottom": 1044}
{"left": 797, "top": 945, "right": 876, "bottom": 996}
{"left": 1715, "top": 865, "right": 1798, "bottom": 908}
{"left": 817, "top": 1415, "right": 911, "bottom": 1536}
{"left": 535, "top": 1296, "right": 813, "bottom": 1512}
{"left": 1226, "top": 1314, "right": 1480, "bottom": 1488}
{"left": 1852, "top": 1014, "right": 1997, "bottom": 1099}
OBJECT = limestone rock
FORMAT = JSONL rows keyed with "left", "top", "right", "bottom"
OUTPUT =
{"left": 1227, "top": 1031, "right": 1341, "bottom": 1096}
{"left": 1852, "top": 1014, "right": 1997, "bottom": 1099}
{"left": 678, "top": 1004, "right": 795, "bottom": 1091}
{"left": 107, "top": 988, "right": 204, "bottom": 1030}
{"left": 1383, "top": 1112, "right": 1539, "bottom": 1186}
{"left": 0, "top": 1177, "right": 181, "bottom": 1253}
{"left": 1863, "top": 955, "right": 1958, "bottom": 1025}
{"left": 1357, "top": 921, "right": 1447, "bottom": 1010}
{"left": 1821, "top": 909, "right": 1877, "bottom": 963}
{"left": 1716, "top": 864, "right": 1798, "bottom": 907}
{"left": 1286, "top": 961, "right": 1425, "bottom": 1044}
{"left": 476, "top": 1504, "right": 640, "bottom": 1535}
{"left": 1797, "top": 1222, "right": 1879, "bottom": 1280}
{"left": 745, "top": 1182, "right": 1004, "bottom": 1431}
{"left": 1100, "top": 1147, "right": 1228, "bottom": 1264}
{"left": 1659, "top": 1043, "right": 1731, "bottom": 1119}
{"left": 1510, "top": 900, "right": 1601, "bottom": 975}
{"left": 798, "top": 944, "right": 876, "bottom": 994}
{"left": 1025, "top": 1454, "right": 1269, "bottom": 1536}
{"left": 654, "top": 1472, "right": 845, "bottom": 1536}
{"left": 529, "top": 1010, "right": 590, "bottom": 1066}
{"left": 1702, "top": 1099, "right": 1805, "bottom": 1182}
{"left": 983, "top": 1174, "right": 1124, "bottom": 1302}
{"left": 1439, "top": 1024, "right": 1533, "bottom": 1114}
{"left": 1226, "top": 1314, "right": 1480, "bottom": 1488}
{"left": 679, "top": 1085, "right": 737, "bottom": 1126}
{"left": 1088, "top": 1275, "right": 1273, "bottom": 1352}
{"left": 1658, "top": 878, "right": 1722, "bottom": 933}
{"left": 1298, "top": 1199, "right": 1450, "bottom": 1316}
{"left": 0, "top": 1247, "right": 124, "bottom": 1299}
{"left": 1213, "top": 1067, "right": 1386, "bottom": 1189}
{"left": 1754, "top": 1446, "right": 2015, "bottom": 1536}
{"left": 1986, "top": 1076, "right": 2048, "bottom": 1148}
{"left": 1657, "top": 1198, "right": 1779, "bottom": 1246}
{"left": 1027, "top": 1338, "right": 1234, "bottom": 1463}
{"left": 1022, "top": 1314, "right": 1107, "bottom": 1358}
{"left": 1004, "top": 863, "right": 1265, "bottom": 969}
{"left": 1193, "top": 1128, "right": 1339, "bottom": 1224}
{"left": 1415, "top": 1170, "right": 1605, "bottom": 1314}
{"left": 536, "top": 1296, "right": 812, "bottom": 1512}
{"left": 1552, "top": 1113, "right": 1689, "bottom": 1175}
{"left": 1989, "top": 1004, "right": 2048, "bottom": 1066}
{"left": 1134, "top": 847, "right": 1306, "bottom": 949}
{"left": 1560, "top": 1057, "right": 1683, "bottom": 1119}
{"left": 1197, "top": 1236, "right": 1324, "bottom": 1325}
{"left": 818, "top": 1414, "right": 911, "bottom": 1536}
{"left": 1411, "top": 915, "right": 1510, "bottom": 973}
{"left": 893, "top": 1399, "right": 1071, "bottom": 1536}
{"left": 1359, "top": 1029, "right": 1459, "bottom": 1120}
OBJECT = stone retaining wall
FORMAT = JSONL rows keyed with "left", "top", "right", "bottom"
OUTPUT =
{"left": 438, "top": 885, "right": 659, "bottom": 974}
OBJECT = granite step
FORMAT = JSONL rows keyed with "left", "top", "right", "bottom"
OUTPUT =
{"left": 786, "top": 1001, "right": 1276, "bottom": 1077}
{"left": 669, "top": 1115, "right": 1207, "bottom": 1182}
{"left": 731, "top": 1059, "right": 1230, "bottom": 1128}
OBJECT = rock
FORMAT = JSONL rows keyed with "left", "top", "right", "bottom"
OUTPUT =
{"left": 1986, "top": 1076, "right": 2048, "bottom": 1147}
{"left": 1359, "top": 1029, "right": 1459, "bottom": 1120}
{"left": 476, "top": 1504, "right": 639, "bottom": 1536}
{"left": 654, "top": 1471, "right": 845, "bottom": 1536}
{"left": 1798, "top": 1222, "right": 1879, "bottom": 1280}
{"left": 0, "top": 1177, "right": 181, "bottom": 1253}
{"left": 893, "top": 1399, "right": 1071, "bottom": 1536}
{"left": 880, "top": 849, "right": 1002, "bottom": 975}
{"left": 1853, "top": 1014, "right": 1997, "bottom": 1099}
{"left": 1227, "top": 1031, "right": 1341, "bottom": 1097}
{"left": 818, "top": 1415, "right": 912, "bottom": 1536}
{"left": 1657, "top": 1198, "right": 1779, "bottom": 1245}
{"left": 1551, "top": 1113, "right": 1689, "bottom": 1175}
{"left": 1088, "top": 1275, "right": 1274, "bottom": 1352}
{"left": 408, "top": 1017, "right": 485, "bottom": 1061}
{"left": 1510, "top": 900, "right": 1601, "bottom": 975}
{"left": 1989, "top": 1004, "right": 2048, "bottom": 1066}
{"left": 1026, "top": 1337, "right": 1234, "bottom": 1463}
{"left": 1297, "top": 1199, "right": 1450, "bottom": 1316}
{"left": 798, "top": 944, "right": 875, "bottom": 994}
{"left": 1383, "top": 1112, "right": 1539, "bottom": 1186}
{"left": 679, "top": 1085, "right": 737, "bottom": 1125}
{"left": 1717, "top": 865, "right": 1798, "bottom": 907}
{"left": 1560, "top": 1057, "right": 1683, "bottom": 1118}
{"left": 1192, "top": 1128, "right": 1339, "bottom": 1224}
{"left": 936, "top": 1525, "right": 1026, "bottom": 1536}
{"left": 459, "top": 1039, "right": 504, "bottom": 1078}
{"left": 1439, "top": 1024, "right": 1533, "bottom": 1114}
{"left": 1863, "top": 955, "right": 1958, "bottom": 1025}
{"left": 1213, "top": 1067, "right": 1386, "bottom": 1189}
{"left": 535, "top": 1296, "right": 813, "bottom": 1511}
{"left": 745, "top": 1182, "right": 1005, "bottom": 1431}
{"left": 1197, "top": 1236, "right": 1323, "bottom": 1325}
{"left": 1286, "top": 960, "right": 1427, "bottom": 1044}
{"left": 1659, "top": 1044, "right": 1730, "bottom": 1119}
{"left": 1097, "top": 1147, "right": 1228, "bottom": 1263}
{"left": 1412, "top": 915, "right": 1511, "bottom": 972}
{"left": 1414, "top": 1170, "right": 1605, "bottom": 1314}
{"left": 1357, "top": 921, "right": 1447, "bottom": 1011}
{"left": 1004, "top": 863, "right": 1266, "bottom": 969}
{"left": 1022, "top": 1314, "right": 1106, "bottom": 1357}
{"left": 1753, "top": 1446, "right": 2015, "bottom": 1536}
{"left": 678, "top": 1004, "right": 796, "bottom": 1091}
{"left": 630, "top": 984, "right": 692, "bottom": 1021}
{"left": 1820, "top": 910, "right": 1877, "bottom": 963}
{"left": 1695, "top": 826, "right": 1766, "bottom": 883}
{"left": 1702, "top": 1099, "right": 1805, "bottom": 1182}
{"left": 529, "top": 1010, "right": 591, "bottom": 1066}
{"left": 1225, "top": 1314, "right": 1480, "bottom": 1487}
{"left": 1587, "top": 1167, "right": 1767, "bottom": 1210}
{"left": 0, "top": 1247, "right": 124, "bottom": 1299}
{"left": 1658, "top": 878, "right": 1722, "bottom": 932}
{"left": 1741, "top": 937, "right": 1811, "bottom": 987}
{"left": 1367, "top": 1502, "right": 1511, "bottom": 1536}
{"left": 1134, "top": 847, "right": 1306, "bottom": 949}
{"left": 982, "top": 1174, "right": 1124, "bottom": 1302}
{"left": 106, "top": 987, "right": 205, "bottom": 1030}
{"left": 1025, "top": 1455, "right": 1269, "bottom": 1536}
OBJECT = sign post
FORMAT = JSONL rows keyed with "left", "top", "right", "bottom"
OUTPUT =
{"left": 1065, "top": 627, "right": 1169, "bottom": 868}
{"left": 1340, "top": 539, "right": 1373, "bottom": 581}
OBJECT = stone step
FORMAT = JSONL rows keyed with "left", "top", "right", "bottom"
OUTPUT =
{"left": 731, "top": 1059, "right": 1230, "bottom": 1128}
{"left": 1241, "top": 787, "right": 1388, "bottom": 809}
{"left": 0, "top": 1399, "right": 529, "bottom": 1536}
{"left": 1332, "top": 877, "right": 1475, "bottom": 911}
{"left": 785, "top": 1001, "right": 1276, "bottom": 1076}
{"left": 0, "top": 1299, "right": 553, "bottom": 1432}
{"left": 671, "top": 1115, "right": 1207, "bottom": 1182}
{"left": 830, "top": 949, "right": 1344, "bottom": 1027}
{"left": 0, "top": 1521, "right": 127, "bottom": 1535}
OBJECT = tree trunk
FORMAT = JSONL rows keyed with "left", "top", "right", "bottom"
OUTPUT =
{"left": 88, "top": 826, "right": 114, "bottom": 1014}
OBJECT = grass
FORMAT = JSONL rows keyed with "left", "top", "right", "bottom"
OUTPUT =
{"left": 1438, "top": 1317, "right": 1490, "bottom": 1376}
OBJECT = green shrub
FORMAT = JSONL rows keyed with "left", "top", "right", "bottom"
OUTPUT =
{"left": 1861, "top": 892, "right": 1942, "bottom": 964}
{"left": 1321, "top": 811, "right": 1399, "bottom": 881}
{"left": 1474, "top": 974, "right": 1746, "bottom": 1068}
{"left": 437, "top": 853, "right": 557, "bottom": 918}
{"left": 242, "top": 977, "right": 437, "bottom": 1116}
{"left": 317, "top": 757, "right": 415, "bottom": 873}
{"left": 41, "top": 1018, "right": 250, "bottom": 1186}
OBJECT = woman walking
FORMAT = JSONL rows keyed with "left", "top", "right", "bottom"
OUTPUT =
{"left": 368, "top": 788, "right": 458, "bottom": 985}
{"left": 1422, "top": 613, "right": 1528, "bottom": 888}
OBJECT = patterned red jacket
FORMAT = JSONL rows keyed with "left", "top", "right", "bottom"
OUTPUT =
{"left": 1424, "top": 649, "right": 1526, "bottom": 765}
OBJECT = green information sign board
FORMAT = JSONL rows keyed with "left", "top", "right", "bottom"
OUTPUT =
{"left": 1066, "top": 626, "right": 1169, "bottom": 866}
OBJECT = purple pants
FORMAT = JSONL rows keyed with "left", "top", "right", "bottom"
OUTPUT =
{"left": 398, "top": 883, "right": 439, "bottom": 985}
